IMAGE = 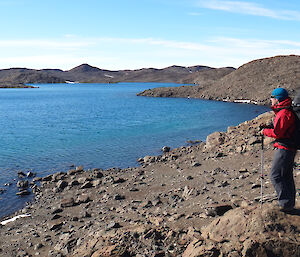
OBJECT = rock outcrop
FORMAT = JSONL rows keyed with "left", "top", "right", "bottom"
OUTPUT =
{"left": 138, "top": 55, "right": 300, "bottom": 105}
{"left": 183, "top": 204, "right": 300, "bottom": 257}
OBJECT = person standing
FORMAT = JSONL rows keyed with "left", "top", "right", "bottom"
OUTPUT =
{"left": 262, "top": 88, "right": 297, "bottom": 212}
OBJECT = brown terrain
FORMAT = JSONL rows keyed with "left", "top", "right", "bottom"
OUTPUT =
{"left": 0, "top": 64, "right": 232, "bottom": 87}
{"left": 138, "top": 55, "right": 300, "bottom": 105}
{"left": 1, "top": 55, "right": 300, "bottom": 256}
{"left": 0, "top": 112, "right": 299, "bottom": 256}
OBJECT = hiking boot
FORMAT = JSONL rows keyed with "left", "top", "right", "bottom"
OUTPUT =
{"left": 279, "top": 206, "right": 299, "bottom": 214}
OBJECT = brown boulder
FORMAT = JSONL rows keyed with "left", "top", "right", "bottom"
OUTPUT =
{"left": 183, "top": 204, "right": 300, "bottom": 257}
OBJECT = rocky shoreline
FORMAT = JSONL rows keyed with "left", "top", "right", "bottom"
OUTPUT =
{"left": 0, "top": 83, "right": 37, "bottom": 88}
{"left": 0, "top": 111, "right": 299, "bottom": 256}
{"left": 137, "top": 55, "right": 300, "bottom": 105}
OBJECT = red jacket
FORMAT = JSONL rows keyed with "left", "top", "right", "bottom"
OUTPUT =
{"left": 263, "top": 97, "right": 296, "bottom": 151}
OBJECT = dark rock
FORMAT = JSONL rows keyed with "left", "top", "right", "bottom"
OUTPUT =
{"left": 113, "top": 178, "right": 126, "bottom": 184}
{"left": 106, "top": 221, "right": 122, "bottom": 230}
{"left": 187, "top": 140, "right": 202, "bottom": 145}
{"left": 162, "top": 146, "right": 171, "bottom": 153}
{"left": 16, "top": 190, "right": 30, "bottom": 196}
{"left": 52, "top": 208, "right": 63, "bottom": 214}
{"left": 94, "top": 172, "right": 104, "bottom": 179}
{"left": 80, "top": 182, "right": 93, "bottom": 189}
{"left": 187, "top": 176, "right": 194, "bottom": 180}
{"left": 152, "top": 197, "right": 162, "bottom": 206}
{"left": 17, "top": 180, "right": 29, "bottom": 188}
{"left": 56, "top": 180, "right": 68, "bottom": 190}
{"left": 51, "top": 214, "right": 62, "bottom": 220}
{"left": 207, "top": 204, "right": 233, "bottom": 217}
{"left": 114, "top": 194, "right": 125, "bottom": 200}
{"left": 26, "top": 171, "right": 35, "bottom": 177}
{"left": 192, "top": 162, "right": 201, "bottom": 167}
{"left": 141, "top": 201, "right": 153, "bottom": 208}
{"left": 43, "top": 175, "right": 53, "bottom": 181}
{"left": 69, "top": 180, "right": 80, "bottom": 187}
{"left": 48, "top": 221, "right": 63, "bottom": 231}
{"left": 34, "top": 243, "right": 44, "bottom": 250}
{"left": 17, "top": 171, "right": 26, "bottom": 178}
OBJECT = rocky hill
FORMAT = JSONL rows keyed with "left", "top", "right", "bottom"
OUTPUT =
{"left": 0, "top": 64, "right": 233, "bottom": 86}
{"left": 138, "top": 55, "right": 300, "bottom": 105}
{"left": 0, "top": 111, "right": 299, "bottom": 256}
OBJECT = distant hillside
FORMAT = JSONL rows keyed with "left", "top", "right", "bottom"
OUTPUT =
{"left": 138, "top": 55, "right": 300, "bottom": 105}
{"left": 0, "top": 64, "right": 232, "bottom": 86}
{"left": 0, "top": 68, "right": 65, "bottom": 85}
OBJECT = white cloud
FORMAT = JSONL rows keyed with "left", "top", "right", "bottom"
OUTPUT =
{"left": 0, "top": 36, "right": 299, "bottom": 70}
{"left": 196, "top": 0, "right": 300, "bottom": 21}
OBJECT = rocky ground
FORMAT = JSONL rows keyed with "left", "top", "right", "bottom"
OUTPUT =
{"left": 138, "top": 55, "right": 300, "bottom": 105}
{"left": 0, "top": 111, "right": 300, "bottom": 257}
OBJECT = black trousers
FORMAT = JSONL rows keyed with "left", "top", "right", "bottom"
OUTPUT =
{"left": 270, "top": 148, "right": 296, "bottom": 208}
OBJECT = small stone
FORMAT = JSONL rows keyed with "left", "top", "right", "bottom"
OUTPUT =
{"left": 51, "top": 214, "right": 62, "bottom": 220}
{"left": 76, "top": 165, "right": 84, "bottom": 172}
{"left": 16, "top": 190, "right": 30, "bottom": 196}
{"left": 83, "top": 211, "right": 91, "bottom": 218}
{"left": 129, "top": 187, "right": 139, "bottom": 192}
{"left": 69, "top": 180, "right": 80, "bottom": 187}
{"left": 17, "top": 180, "right": 29, "bottom": 188}
{"left": 187, "top": 176, "right": 193, "bottom": 180}
{"left": 27, "top": 171, "right": 35, "bottom": 177}
{"left": 94, "top": 171, "right": 103, "bottom": 178}
{"left": 92, "top": 179, "right": 101, "bottom": 187}
{"left": 78, "top": 177, "right": 88, "bottom": 184}
{"left": 80, "top": 182, "right": 93, "bottom": 189}
{"left": 114, "top": 194, "right": 125, "bottom": 200}
{"left": 56, "top": 180, "right": 68, "bottom": 190}
{"left": 192, "top": 162, "right": 201, "bottom": 167}
{"left": 76, "top": 194, "right": 91, "bottom": 204}
{"left": 33, "top": 177, "right": 42, "bottom": 182}
{"left": 206, "top": 177, "right": 215, "bottom": 184}
{"left": 60, "top": 198, "right": 75, "bottom": 208}
{"left": 106, "top": 221, "right": 121, "bottom": 230}
{"left": 152, "top": 197, "right": 162, "bottom": 206}
{"left": 251, "top": 184, "right": 261, "bottom": 189}
{"left": 140, "top": 201, "right": 153, "bottom": 208}
{"left": 48, "top": 221, "right": 63, "bottom": 231}
{"left": 18, "top": 171, "right": 26, "bottom": 178}
{"left": 162, "top": 146, "right": 171, "bottom": 153}
{"left": 34, "top": 243, "right": 44, "bottom": 250}
{"left": 113, "top": 178, "right": 126, "bottom": 184}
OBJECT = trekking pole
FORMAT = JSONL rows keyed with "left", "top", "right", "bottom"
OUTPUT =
{"left": 260, "top": 134, "right": 264, "bottom": 208}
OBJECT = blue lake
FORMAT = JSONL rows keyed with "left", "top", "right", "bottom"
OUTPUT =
{"left": 0, "top": 83, "right": 269, "bottom": 217}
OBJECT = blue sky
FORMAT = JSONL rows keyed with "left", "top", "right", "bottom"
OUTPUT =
{"left": 0, "top": 0, "right": 300, "bottom": 70}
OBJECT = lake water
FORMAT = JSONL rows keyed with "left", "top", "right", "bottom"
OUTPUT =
{"left": 0, "top": 83, "right": 269, "bottom": 217}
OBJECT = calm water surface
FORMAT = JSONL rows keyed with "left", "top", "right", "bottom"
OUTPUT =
{"left": 0, "top": 83, "right": 269, "bottom": 217}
